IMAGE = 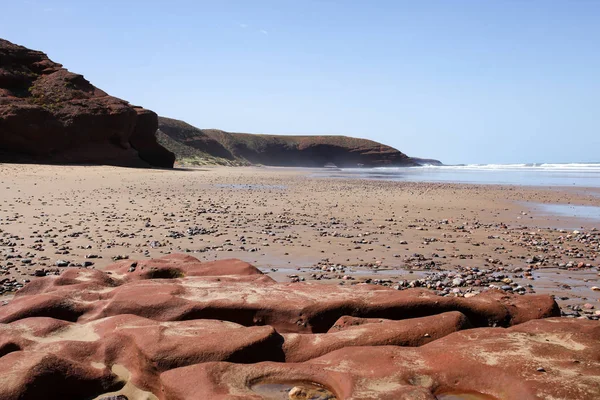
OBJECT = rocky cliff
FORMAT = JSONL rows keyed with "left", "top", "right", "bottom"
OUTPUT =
{"left": 0, "top": 38, "right": 174, "bottom": 167}
{"left": 158, "top": 116, "right": 425, "bottom": 167}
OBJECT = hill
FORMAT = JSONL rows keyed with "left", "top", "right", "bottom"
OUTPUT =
{"left": 158, "top": 117, "right": 429, "bottom": 167}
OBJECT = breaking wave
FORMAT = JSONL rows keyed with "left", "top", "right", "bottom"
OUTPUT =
{"left": 373, "top": 163, "right": 600, "bottom": 172}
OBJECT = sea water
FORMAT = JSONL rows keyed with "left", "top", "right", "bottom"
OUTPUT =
{"left": 316, "top": 163, "right": 600, "bottom": 188}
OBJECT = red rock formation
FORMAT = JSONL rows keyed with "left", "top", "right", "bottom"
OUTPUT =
{"left": 105, "top": 254, "right": 265, "bottom": 279}
{"left": 283, "top": 311, "right": 471, "bottom": 362}
{"left": 0, "top": 254, "right": 596, "bottom": 400}
{"left": 0, "top": 38, "right": 174, "bottom": 167}
{"left": 0, "top": 255, "right": 559, "bottom": 330}
{"left": 161, "top": 317, "right": 600, "bottom": 399}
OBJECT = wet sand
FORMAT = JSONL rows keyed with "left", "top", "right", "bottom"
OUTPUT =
{"left": 0, "top": 164, "right": 598, "bottom": 317}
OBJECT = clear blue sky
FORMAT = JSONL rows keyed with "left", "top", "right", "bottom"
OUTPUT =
{"left": 2, "top": 1, "right": 599, "bottom": 164}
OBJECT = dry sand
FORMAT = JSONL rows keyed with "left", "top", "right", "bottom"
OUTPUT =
{"left": 1, "top": 164, "right": 598, "bottom": 317}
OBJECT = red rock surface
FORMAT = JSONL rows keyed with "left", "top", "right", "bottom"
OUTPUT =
{"left": 0, "top": 38, "right": 174, "bottom": 167}
{"left": 1, "top": 254, "right": 597, "bottom": 400}
{"left": 162, "top": 317, "right": 600, "bottom": 400}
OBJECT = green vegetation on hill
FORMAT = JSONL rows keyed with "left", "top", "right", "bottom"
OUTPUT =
{"left": 156, "top": 118, "right": 248, "bottom": 166}
{"left": 155, "top": 129, "right": 247, "bottom": 166}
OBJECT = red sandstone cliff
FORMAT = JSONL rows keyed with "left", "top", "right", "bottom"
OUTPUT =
{"left": 0, "top": 38, "right": 174, "bottom": 167}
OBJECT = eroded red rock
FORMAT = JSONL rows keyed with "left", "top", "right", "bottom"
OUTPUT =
{"left": 0, "top": 254, "right": 595, "bottom": 400}
{"left": 161, "top": 318, "right": 600, "bottom": 400}
{"left": 283, "top": 311, "right": 471, "bottom": 362}
{"left": 0, "top": 255, "right": 559, "bottom": 331}
{"left": 104, "top": 254, "right": 266, "bottom": 280}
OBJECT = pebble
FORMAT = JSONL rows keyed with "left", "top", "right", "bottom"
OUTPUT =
{"left": 1, "top": 167, "right": 599, "bottom": 319}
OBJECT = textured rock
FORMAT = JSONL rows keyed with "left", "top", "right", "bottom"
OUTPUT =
{"left": 0, "top": 255, "right": 559, "bottom": 330}
{"left": 158, "top": 116, "right": 419, "bottom": 167}
{"left": 0, "top": 38, "right": 174, "bottom": 167}
{"left": 104, "top": 254, "right": 265, "bottom": 280}
{"left": 161, "top": 318, "right": 600, "bottom": 400}
{"left": 0, "top": 350, "right": 122, "bottom": 400}
{"left": 0, "top": 254, "right": 596, "bottom": 400}
{"left": 282, "top": 311, "right": 471, "bottom": 362}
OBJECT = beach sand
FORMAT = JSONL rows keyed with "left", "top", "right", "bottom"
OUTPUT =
{"left": 1, "top": 164, "right": 598, "bottom": 316}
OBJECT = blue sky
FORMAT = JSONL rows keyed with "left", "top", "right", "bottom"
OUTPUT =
{"left": 2, "top": 0, "right": 599, "bottom": 164}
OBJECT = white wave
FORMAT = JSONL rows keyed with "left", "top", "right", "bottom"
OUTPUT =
{"left": 538, "top": 163, "right": 600, "bottom": 169}
{"left": 370, "top": 163, "right": 600, "bottom": 172}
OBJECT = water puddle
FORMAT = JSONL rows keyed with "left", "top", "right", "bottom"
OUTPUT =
{"left": 264, "top": 267, "right": 426, "bottom": 276}
{"left": 531, "top": 268, "right": 600, "bottom": 302}
{"left": 536, "top": 204, "right": 600, "bottom": 220}
{"left": 533, "top": 269, "right": 598, "bottom": 288}
{"left": 251, "top": 382, "right": 336, "bottom": 399}
{"left": 214, "top": 184, "right": 287, "bottom": 190}
{"left": 263, "top": 267, "right": 429, "bottom": 283}
{"left": 522, "top": 202, "right": 600, "bottom": 226}
{"left": 350, "top": 268, "right": 430, "bottom": 278}
{"left": 260, "top": 267, "right": 310, "bottom": 275}
{"left": 348, "top": 268, "right": 405, "bottom": 276}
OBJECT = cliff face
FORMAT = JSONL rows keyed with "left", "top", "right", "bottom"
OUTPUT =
{"left": 0, "top": 38, "right": 174, "bottom": 167}
{"left": 158, "top": 117, "right": 417, "bottom": 167}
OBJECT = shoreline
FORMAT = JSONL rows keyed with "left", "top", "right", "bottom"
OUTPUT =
{"left": 1, "top": 164, "right": 598, "bottom": 318}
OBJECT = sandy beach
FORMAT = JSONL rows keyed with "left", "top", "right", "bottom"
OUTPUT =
{"left": 4, "top": 7, "right": 600, "bottom": 397}
{"left": 1, "top": 164, "right": 598, "bottom": 317}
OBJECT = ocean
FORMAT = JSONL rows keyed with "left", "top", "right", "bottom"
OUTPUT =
{"left": 317, "top": 163, "right": 600, "bottom": 188}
